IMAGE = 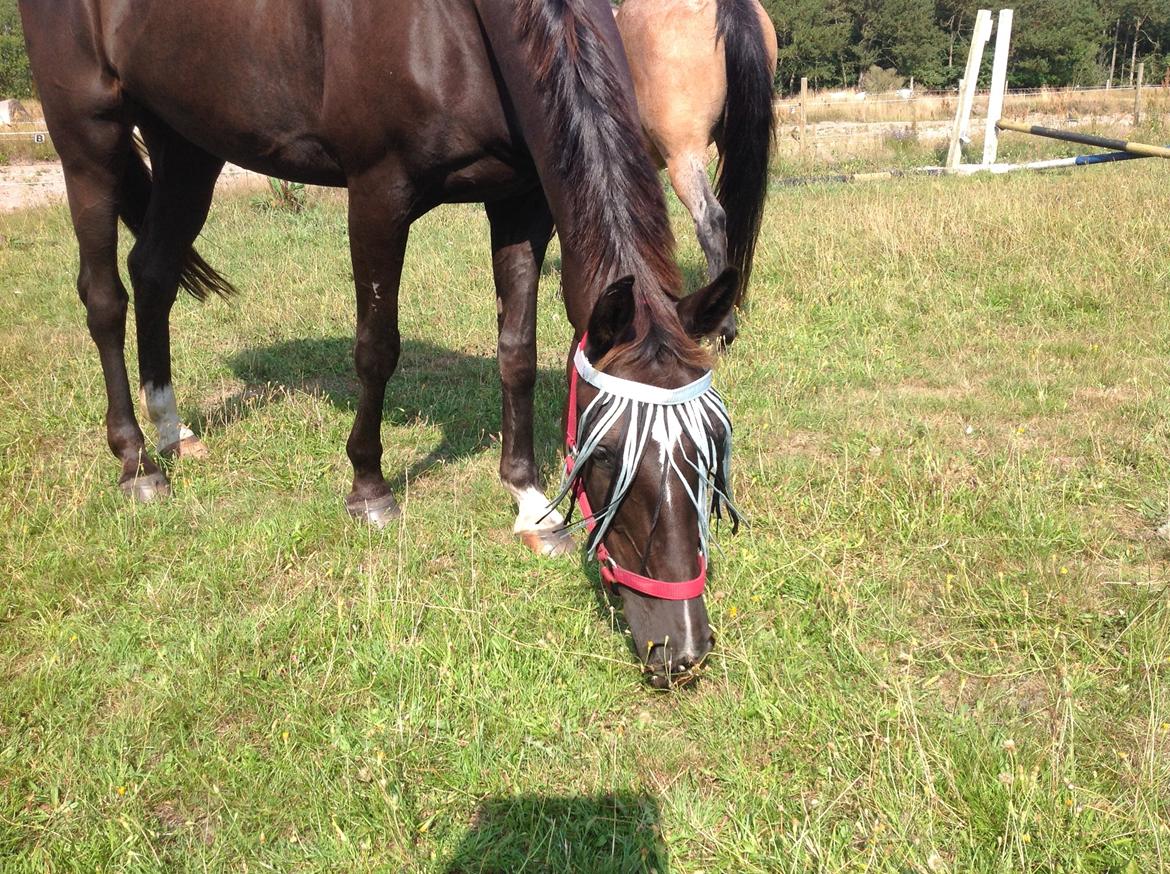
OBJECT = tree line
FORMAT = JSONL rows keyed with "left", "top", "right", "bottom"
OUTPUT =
{"left": 2, "top": 1, "right": 1169, "bottom": 99}
{"left": 0, "top": 0, "right": 28, "bottom": 98}
{"left": 763, "top": 0, "right": 1169, "bottom": 92}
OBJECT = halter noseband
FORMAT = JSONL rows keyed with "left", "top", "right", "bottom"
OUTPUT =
{"left": 561, "top": 335, "right": 733, "bottom": 601}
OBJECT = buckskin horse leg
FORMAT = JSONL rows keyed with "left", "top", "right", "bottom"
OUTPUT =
{"left": 666, "top": 152, "right": 728, "bottom": 282}
{"left": 486, "top": 190, "right": 573, "bottom": 557}
{"left": 667, "top": 150, "right": 739, "bottom": 345}
{"left": 343, "top": 176, "right": 412, "bottom": 526}
{"left": 130, "top": 124, "right": 224, "bottom": 461}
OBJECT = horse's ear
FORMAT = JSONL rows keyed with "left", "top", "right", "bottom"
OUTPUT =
{"left": 676, "top": 268, "right": 739, "bottom": 339}
{"left": 585, "top": 275, "right": 636, "bottom": 360}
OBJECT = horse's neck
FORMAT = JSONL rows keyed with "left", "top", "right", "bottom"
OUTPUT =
{"left": 474, "top": 0, "right": 678, "bottom": 334}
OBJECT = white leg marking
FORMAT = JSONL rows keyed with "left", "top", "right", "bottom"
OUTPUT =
{"left": 507, "top": 485, "right": 564, "bottom": 534}
{"left": 140, "top": 382, "right": 191, "bottom": 449}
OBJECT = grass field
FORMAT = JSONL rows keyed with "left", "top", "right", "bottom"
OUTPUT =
{"left": 2, "top": 160, "right": 1169, "bottom": 872}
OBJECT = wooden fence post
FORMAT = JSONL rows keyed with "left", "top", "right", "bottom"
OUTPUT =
{"left": 799, "top": 77, "right": 808, "bottom": 157}
{"left": 1134, "top": 62, "right": 1145, "bottom": 126}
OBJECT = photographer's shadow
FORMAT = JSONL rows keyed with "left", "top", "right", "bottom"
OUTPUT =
{"left": 199, "top": 336, "right": 565, "bottom": 494}
{"left": 445, "top": 793, "right": 668, "bottom": 873}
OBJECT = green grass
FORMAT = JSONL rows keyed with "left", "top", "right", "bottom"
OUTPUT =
{"left": 1, "top": 162, "right": 1169, "bottom": 872}
{"left": 0, "top": 138, "right": 56, "bottom": 165}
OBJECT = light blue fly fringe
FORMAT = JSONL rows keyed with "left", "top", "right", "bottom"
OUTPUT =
{"left": 550, "top": 350, "right": 741, "bottom": 559}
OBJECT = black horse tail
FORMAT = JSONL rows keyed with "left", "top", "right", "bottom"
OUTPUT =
{"left": 715, "top": 0, "right": 774, "bottom": 304}
{"left": 117, "top": 140, "right": 237, "bottom": 302}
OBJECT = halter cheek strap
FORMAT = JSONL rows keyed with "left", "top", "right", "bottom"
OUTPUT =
{"left": 565, "top": 336, "right": 708, "bottom": 601}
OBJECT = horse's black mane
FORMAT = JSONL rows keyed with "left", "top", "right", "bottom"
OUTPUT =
{"left": 515, "top": 0, "right": 679, "bottom": 295}
{"left": 516, "top": 0, "right": 709, "bottom": 369}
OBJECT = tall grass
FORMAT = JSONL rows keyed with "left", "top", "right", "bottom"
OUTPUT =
{"left": 772, "top": 86, "right": 1170, "bottom": 170}
{"left": 777, "top": 86, "right": 1170, "bottom": 126}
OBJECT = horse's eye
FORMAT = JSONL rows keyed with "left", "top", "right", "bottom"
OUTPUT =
{"left": 592, "top": 446, "right": 615, "bottom": 469}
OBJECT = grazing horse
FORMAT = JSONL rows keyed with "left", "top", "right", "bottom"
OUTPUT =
{"left": 19, "top": 0, "right": 741, "bottom": 683}
{"left": 616, "top": 0, "right": 777, "bottom": 344}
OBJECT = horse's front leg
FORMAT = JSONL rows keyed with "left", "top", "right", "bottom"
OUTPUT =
{"left": 486, "top": 190, "right": 573, "bottom": 556}
{"left": 343, "top": 174, "right": 412, "bottom": 526}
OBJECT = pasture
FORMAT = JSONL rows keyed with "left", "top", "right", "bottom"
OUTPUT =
{"left": 2, "top": 162, "right": 1169, "bottom": 871}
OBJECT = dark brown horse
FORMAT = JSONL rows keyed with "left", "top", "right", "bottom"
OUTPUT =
{"left": 19, "top": 0, "right": 740, "bottom": 684}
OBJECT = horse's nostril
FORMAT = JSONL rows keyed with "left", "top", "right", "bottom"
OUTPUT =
{"left": 673, "top": 635, "right": 714, "bottom": 671}
{"left": 644, "top": 638, "right": 712, "bottom": 688}
{"left": 672, "top": 650, "right": 707, "bottom": 673}
{"left": 645, "top": 642, "right": 668, "bottom": 670}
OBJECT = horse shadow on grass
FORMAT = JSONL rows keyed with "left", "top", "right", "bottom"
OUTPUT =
{"left": 197, "top": 335, "right": 648, "bottom": 667}
{"left": 197, "top": 335, "right": 567, "bottom": 497}
{"left": 444, "top": 793, "right": 668, "bottom": 874}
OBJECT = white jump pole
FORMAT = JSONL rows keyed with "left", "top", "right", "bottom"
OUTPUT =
{"left": 947, "top": 8, "right": 993, "bottom": 171}
{"left": 982, "top": 9, "right": 1014, "bottom": 166}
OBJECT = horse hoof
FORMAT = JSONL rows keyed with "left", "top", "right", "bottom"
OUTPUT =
{"left": 161, "top": 435, "right": 209, "bottom": 460}
{"left": 119, "top": 471, "right": 171, "bottom": 503}
{"left": 346, "top": 492, "right": 401, "bottom": 528}
{"left": 518, "top": 527, "right": 575, "bottom": 557}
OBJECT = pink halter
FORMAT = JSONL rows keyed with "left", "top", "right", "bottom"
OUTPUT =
{"left": 564, "top": 336, "right": 708, "bottom": 600}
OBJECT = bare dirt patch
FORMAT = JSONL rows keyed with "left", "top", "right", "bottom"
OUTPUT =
{"left": 766, "top": 428, "right": 836, "bottom": 464}
{"left": 152, "top": 800, "right": 217, "bottom": 847}
{"left": 0, "top": 161, "right": 272, "bottom": 213}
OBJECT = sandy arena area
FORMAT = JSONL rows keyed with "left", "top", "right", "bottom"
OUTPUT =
{"left": 0, "top": 161, "right": 270, "bottom": 213}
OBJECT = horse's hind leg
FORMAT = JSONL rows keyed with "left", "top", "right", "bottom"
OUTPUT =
{"left": 666, "top": 151, "right": 728, "bottom": 282}
{"left": 129, "top": 122, "right": 224, "bottom": 460}
{"left": 486, "top": 189, "right": 572, "bottom": 557}
{"left": 667, "top": 151, "right": 740, "bottom": 346}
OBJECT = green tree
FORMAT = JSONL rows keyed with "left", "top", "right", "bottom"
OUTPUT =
{"left": 935, "top": 0, "right": 990, "bottom": 83}
{"left": 850, "top": 0, "right": 947, "bottom": 87}
{"left": 1110, "top": 0, "right": 1170, "bottom": 83}
{"left": 763, "top": 0, "right": 853, "bottom": 91}
{"left": 0, "top": 0, "right": 32, "bottom": 98}
{"left": 1010, "top": 0, "right": 1105, "bottom": 86}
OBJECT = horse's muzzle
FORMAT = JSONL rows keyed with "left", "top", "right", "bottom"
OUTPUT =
{"left": 644, "top": 633, "right": 715, "bottom": 689}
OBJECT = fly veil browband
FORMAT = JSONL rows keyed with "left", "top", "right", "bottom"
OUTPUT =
{"left": 551, "top": 335, "right": 739, "bottom": 600}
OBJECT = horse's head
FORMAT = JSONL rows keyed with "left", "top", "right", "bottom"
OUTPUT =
{"left": 561, "top": 268, "right": 741, "bottom": 688}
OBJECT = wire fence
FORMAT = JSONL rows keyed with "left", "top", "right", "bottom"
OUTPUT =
{"left": 3, "top": 85, "right": 1169, "bottom": 186}
{"left": 787, "top": 84, "right": 1167, "bottom": 104}
{"left": 773, "top": 83, "right": 1170, "bottom": 158}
